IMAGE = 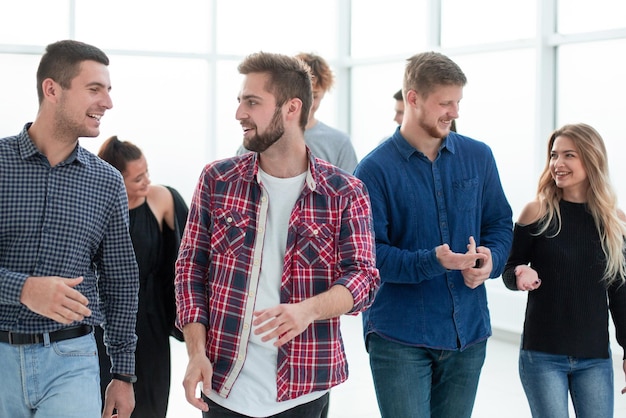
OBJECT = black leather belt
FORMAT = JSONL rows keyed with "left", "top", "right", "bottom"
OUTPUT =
{"left": 0, "top": 325, "right": 93, "bottom": 345}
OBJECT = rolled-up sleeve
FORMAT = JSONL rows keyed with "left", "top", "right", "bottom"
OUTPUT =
{"left": 175, "top": 167, "right": 212, "bottom": 329}
{"left": 333, "top": 181, "right": 380, "bottom": 313}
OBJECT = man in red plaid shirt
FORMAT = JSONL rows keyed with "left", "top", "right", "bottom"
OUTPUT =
{"left": 175, "top": 51, "right": 380, "bottom": 418}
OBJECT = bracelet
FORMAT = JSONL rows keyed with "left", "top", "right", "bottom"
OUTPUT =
{"left": 112, "top": 373, "right": 137, "bottom": 383}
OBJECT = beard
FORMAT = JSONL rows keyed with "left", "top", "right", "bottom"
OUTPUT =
{"left": 244, "top": 106, "right": 285, "bottom": 153}
{"left": 418, "top": 117, "right": 450, "bottom": 139}
{"left": 55, "top": 97, "right": 99, "bottom": 141}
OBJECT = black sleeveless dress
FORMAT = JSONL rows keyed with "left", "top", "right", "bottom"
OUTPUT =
{"left": 97, "top": 199, "right": 172, "bottom": 417}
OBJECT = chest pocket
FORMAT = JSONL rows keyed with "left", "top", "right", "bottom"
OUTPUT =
{"left": 452, "top": 177, "right": 479, "bottom": 211}
{"left": 211, "top": 208, "right": 249, "bottom": 257}
{"left": 294, "top": 222, "right": 336, "bottom": 268}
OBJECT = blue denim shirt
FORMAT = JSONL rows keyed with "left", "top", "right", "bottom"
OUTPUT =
{"left": 354, "top": 128, "right": 513, "bottom": 350}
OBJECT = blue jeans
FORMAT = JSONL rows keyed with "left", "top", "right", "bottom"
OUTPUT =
{"left": 367, "top": 332, "right": 486, "bottom": 418}
{"left": 0, "top": 332, "right": 101, "bottom": 418}
{"left": 519, "top": 348, "right": 614, "bottom": 418}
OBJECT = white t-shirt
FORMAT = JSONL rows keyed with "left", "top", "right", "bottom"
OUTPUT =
{"left": 208, "top": 168, "right": 326, "bottom": 416}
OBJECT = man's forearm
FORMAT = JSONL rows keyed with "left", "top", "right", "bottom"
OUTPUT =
{"left": 183, "top": 322, "right": 208, "bottom": 357}
{"left": 303, "top": 285, "right": 354, "bottom": 321}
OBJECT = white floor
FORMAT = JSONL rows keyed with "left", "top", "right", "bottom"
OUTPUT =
{"left": 167, "top": 314, "right": 626, "bottom": 417}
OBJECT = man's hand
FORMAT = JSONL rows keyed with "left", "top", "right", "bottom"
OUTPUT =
{"left": 182, "top": 323, "right": 212, "bottom": 412}
{"left": 101, "top": 379, "right": 134, "bottom": 418}
{"left": 461, "top": 236, "right": 493, "bottom": 289}
{"left": 253, "top": 303, "right": 316, "bottom": 347}
{"left": 253, "top": 285, "right": 353, "bottom": 347}
{"left": 183, "top": 353, "right": 213, "bottom": 412}
{"left": 514, "top": 265, "right": 542, "bottom": 291}
{"left": 20, "top": 276, "right": 91, "bottom": 324}
{"left": 436, "top": 237, "right": 487, "bottom": 272}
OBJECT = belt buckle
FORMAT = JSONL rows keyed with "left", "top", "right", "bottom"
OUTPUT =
{"left": 7, "top": 331, "right": 17, "bottom": 345}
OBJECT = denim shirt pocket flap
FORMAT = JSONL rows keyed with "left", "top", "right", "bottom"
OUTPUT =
{"left": 452, "top": 177, "right": 479, "bottom": 211}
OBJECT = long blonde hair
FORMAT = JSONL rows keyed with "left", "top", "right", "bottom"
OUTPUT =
{"left": 536, "top": 123, "right": 626, "bottom": 285}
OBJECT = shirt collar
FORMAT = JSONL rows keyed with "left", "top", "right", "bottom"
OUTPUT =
{"left": 243, "top": 147, "right": 317, "bottom": 193}
{"left": 18, "top": 122, "right": 86, "bottom": 167}
{"left": 391, "top": 126, "right": 457, "bottom": 160}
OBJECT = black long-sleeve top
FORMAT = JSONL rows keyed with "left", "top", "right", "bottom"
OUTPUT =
{"left": 503, "top": 200, "right": 626, "bottom": 359}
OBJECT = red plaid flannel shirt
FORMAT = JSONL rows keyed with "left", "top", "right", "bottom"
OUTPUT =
{"left": 175, "top": 151, "right": 379, "bottom": 401}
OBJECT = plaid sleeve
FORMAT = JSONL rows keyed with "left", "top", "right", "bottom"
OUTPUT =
{"left": 334, "top": 180, "right": 380, "bottom": 313}
{"left": 175, "top": 167, "right": 211, "bottom": 329}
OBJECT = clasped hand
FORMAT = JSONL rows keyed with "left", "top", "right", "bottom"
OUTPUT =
{"left": 436, "top": 236, "right": 492, "bottom": 289}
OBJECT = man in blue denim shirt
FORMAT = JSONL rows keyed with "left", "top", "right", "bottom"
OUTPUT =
{"left": 354, "top": 51, "right": 513, "bottom": 418}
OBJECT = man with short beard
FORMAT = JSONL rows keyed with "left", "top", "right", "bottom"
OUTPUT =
{"left": 354, "top": 51, "right": 513, "bottom": 418}
{"left": 236, "top": 52, "right": 359, "bottom": 176}
{"left": 175, "top": 51, "right": 379, "bottom": 418}
{"left": 0, "top": 40, "right": 139, "bottom": 418}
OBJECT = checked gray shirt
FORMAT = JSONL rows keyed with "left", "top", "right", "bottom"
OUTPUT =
{"left": 0, "top": 124, "right": 139, "bottom": 375}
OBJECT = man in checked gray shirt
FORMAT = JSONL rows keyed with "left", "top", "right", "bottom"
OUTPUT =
{"left": 0, "top": 40, "right": 139, "bottom": 418}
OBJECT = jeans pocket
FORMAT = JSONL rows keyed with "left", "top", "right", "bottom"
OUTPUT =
{"left": 53, "top": 333, "right": 97, "bottom": 357}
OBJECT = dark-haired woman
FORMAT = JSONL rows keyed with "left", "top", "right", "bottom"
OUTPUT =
{"left": 97, "top": 136, "right": 188, "bottom": 418}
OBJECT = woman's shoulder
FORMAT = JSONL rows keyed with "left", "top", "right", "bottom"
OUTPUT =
{"left": 517, "top": 200, "right": 543, "bottom": 226}
{"left": 147, "top": 184, "right": 175, "bottom": 217}
{"left": 148, "top": 184, "right": 172, "bottom": 201}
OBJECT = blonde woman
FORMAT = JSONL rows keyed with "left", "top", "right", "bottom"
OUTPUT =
{"left": 503, "top": 123, "right": 626, "bottom": 417}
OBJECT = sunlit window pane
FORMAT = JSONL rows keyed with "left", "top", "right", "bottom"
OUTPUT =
{"left": 216, "top": 0, "right": 338, "bottom": 57}
{"left": 215, "top": 60, "right": 246, "bottom": 160}
{"left": 351, "top": 0, "right": 428, "bottom": 59}
{"left": 558, "top": 0, "right": 626, "bottom": 34}
{"left": 0, "top": 0, "right": 70, "bottom": 46}
{"left": 351, "top": 62, "right": 405, "bottom": 159}
{"left": 441, "top": 0, "right": 535, "bottom": 47}
{"left": 451, "top": 49, "right": 536, "bottom": 217}
{"left": 557, "top": 39, "right": 626, "bottom": 201}
{"left": 75, "top": 0, "right": 211, "bottom": 53}
{"left": 79, "top": 56, "right": 210, "bottom": 203}
{"left": 0, "top": 55, "right": 41, "bottom": 137}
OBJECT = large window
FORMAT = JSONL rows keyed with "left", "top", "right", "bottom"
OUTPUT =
{"left": 1, "top": 0, "right": 626, "bottom": 336}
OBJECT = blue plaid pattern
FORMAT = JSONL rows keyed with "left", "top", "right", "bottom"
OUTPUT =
{"left": 0, "top": 124, "right": 139, "bottom": 374}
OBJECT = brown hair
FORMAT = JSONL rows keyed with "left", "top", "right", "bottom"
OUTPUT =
{"left": 98, "top": 135, "right": 143, "bottom": 174}
{"left": 238, "top": 51, "right": 313, "bottom": 130}
{"left": 403, "top": 51, "right": 466, "bottom": 99}
{"left": 36, "top": 40, "right": 109, "bottom": 104}
{"left": 295, "top": 52, "right": 334, "bottom": 93}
